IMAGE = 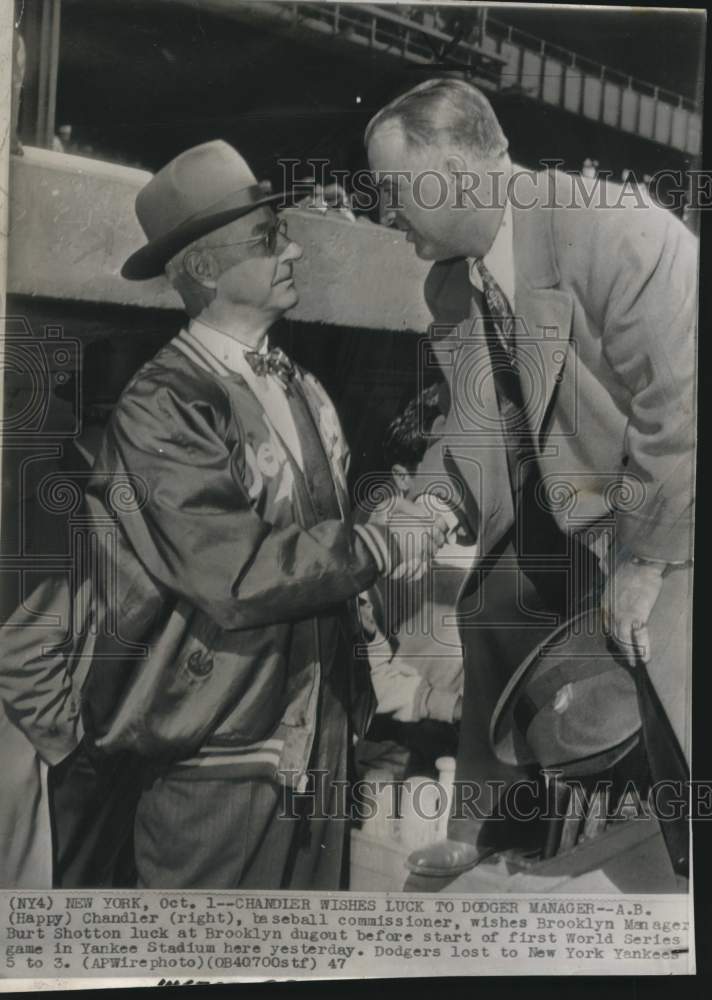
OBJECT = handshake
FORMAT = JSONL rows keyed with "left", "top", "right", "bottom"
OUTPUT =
{"left": 367, "top": 494, "right": 455, "bottom": 583}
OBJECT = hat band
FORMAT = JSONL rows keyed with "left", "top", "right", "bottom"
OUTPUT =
{"left": 178, "top": 180, "right": 274, "bottom": 232}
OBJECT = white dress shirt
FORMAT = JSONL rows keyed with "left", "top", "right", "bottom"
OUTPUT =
{"left": 187, "top": 318, "right": 303, "bottom": 470}
{"left": 467, "top": 199, "right": 515, "bottom": 306}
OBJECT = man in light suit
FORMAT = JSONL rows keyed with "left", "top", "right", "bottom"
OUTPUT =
{"left": 366, "top": 79, "right": 695, "bottom": 877}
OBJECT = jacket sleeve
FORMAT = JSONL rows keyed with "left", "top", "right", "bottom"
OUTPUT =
{"left": 94, "top": 374, "right": 384, "bottom": 631}
{"left": 0, "top": 575, "right": 83, "bottom": 766}
{"left": 578, "top": 199, "right": 697, "bottom": 562}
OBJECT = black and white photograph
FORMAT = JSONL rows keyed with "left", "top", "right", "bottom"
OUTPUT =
{"left": 0, "top": 0, "right": 704, "bottom": 983}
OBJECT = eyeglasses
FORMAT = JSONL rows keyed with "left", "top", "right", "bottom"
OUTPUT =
{"left": 210, "top": 218, "right": 290, "bottom": 257}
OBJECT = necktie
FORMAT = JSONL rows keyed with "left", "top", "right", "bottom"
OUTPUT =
{"left": 474, "top": 276, "right": 593, "bottom": 613}
{"left": 474, "top": 257, "right": 516, "bottom": 366}
{"left": 284, "top": 379, "right": 342, "bottom": 524}
{"left": 471, "top": 276, "right": 533, "bottom": 510}
{"left": 245, "top": 346, "right": 294, "bottom": 388}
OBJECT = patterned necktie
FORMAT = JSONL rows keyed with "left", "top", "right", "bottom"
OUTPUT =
{"left": 473, "top": 261, "right": 534, "bottom": 512}
{"left": 245, "top": 346, "right": 294, "bottom": 388}
{"left": 474, "top": 257, "right": 516, "bottom": 366}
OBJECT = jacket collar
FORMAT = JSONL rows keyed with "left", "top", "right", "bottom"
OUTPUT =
{"left": 510, "top": 167, "right": 560, "bottom": 289}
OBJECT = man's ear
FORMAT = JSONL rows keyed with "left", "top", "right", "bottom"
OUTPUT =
{"left": 444, "top": 151, "right": 468, "bottom": 180}
{"left": 183, "top": 249, "right": 220, "bottom": 289}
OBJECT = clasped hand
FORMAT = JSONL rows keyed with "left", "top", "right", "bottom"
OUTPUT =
{"left": 369, "top": 495, "right": 449, "bottom": 582}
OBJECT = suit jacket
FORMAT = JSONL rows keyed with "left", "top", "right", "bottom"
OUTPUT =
{"left": 2, "top": 334, "right": 380, "bottom": 786}
{"left": 415, "top": 168, "right": 697, "bottom": 759}
{"left": 418, "top": 168, "right": 696, "bottom": 564}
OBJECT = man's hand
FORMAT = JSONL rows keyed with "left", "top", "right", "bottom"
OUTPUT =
{"left": 411, "top": 493, "right": 461, "bottom": 541}
{"left": 388, "top": 496, "right": 448, "bottom": 581}
{"left": 367, "top": 495, "right": 448, "bottom": 582}
{"left": 601, "top": 558, "right": 665, "bottom": 666}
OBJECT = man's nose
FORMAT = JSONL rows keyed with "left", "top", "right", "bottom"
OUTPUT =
{"left": 379, "top": 205, "right": 409, "bottom": 231}
{"left": 279, "top": 238, "right": 303, "bottom": 262}
{"left": 379, "top": 204, "right": 398, "bottom": 227}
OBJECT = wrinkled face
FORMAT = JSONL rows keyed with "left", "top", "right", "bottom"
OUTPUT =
{"left": 209, "top": 207, "right": 303, "bottom": 314}
{"left": 367, "top": 121, "right": 506, "bottom": 261}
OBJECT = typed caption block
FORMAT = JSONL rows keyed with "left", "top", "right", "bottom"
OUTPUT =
{"left": 0, "top": 890, "right": 694, "bottom": 987}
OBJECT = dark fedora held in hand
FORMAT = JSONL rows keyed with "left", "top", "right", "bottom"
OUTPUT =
{"left": 122, "top": 140, "right": 290, "bottom": 280}
{"left": 490, "top": 608, "right": 642, "bottom": 778}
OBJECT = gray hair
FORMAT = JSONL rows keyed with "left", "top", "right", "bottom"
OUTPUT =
{"left": 365, "top": 78, "right": 508, "bottom": 159}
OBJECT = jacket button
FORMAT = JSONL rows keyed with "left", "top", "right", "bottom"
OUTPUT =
{"left": 187, "top": 650, "right": 213, "bottom": 677}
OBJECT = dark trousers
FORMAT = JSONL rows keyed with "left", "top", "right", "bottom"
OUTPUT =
{"left": 50, "top": 739, "right": 349, "bottom": 891}
{"left": 49, "top": 743, "right": 140, "bottom": 888}
{"left": 448, "top": 519, "right": 604, "bottom": 849}
{"left": 447, "top": 539, "right": 556, "bottom": 847}
{"left": 133, "top": 768, "right": 348, "bottom": 890}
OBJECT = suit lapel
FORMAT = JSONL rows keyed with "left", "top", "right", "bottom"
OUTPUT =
{"left": 513, "top": 283, "right": 573, "bottom": 436}
{"left": 510, "top": 170, "right": 574, "bottom": 437}
{"left": 433, "top": 294, "right": 513, "bottom": 551}
{"left": 463, "top": 292, "right": 501, "bottom": 434}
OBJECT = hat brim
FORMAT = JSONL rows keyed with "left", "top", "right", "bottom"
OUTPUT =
{"left": 490, "top": 608, "right": 640, "bottom": 771}
{"left": 121, "top": 190, "right": 291, "bottom": 280}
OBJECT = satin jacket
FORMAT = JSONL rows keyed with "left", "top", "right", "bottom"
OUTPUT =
{"left": 67, "top": 334, "right": 381, "bottom": 784}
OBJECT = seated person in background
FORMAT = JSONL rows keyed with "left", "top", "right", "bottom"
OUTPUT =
{"left": 355, "top": 589, "right": 460, "bottom": 780}
{"left": 362, "top": 589, "right": 461, "bottom": 729}
{"left": 355, "top": 384, "right": 477, "bottom": 778}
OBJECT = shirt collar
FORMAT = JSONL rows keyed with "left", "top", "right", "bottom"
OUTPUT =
{"left": 467, "top": 199, "right": 514, "bottom": 306}
{"left": 188, "top": 318, "right": 268, "bottom": 374}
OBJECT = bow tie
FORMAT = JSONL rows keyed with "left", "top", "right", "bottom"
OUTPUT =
{"left": 245, "top": 347, "right": 294, "bottom": 387}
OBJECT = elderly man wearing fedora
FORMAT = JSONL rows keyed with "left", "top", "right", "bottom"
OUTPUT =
{"left": 366, "top": 79, "right": 695, "bottom": 880}
{"left": 4, "top": 139, "right": 447, "bottom": 890}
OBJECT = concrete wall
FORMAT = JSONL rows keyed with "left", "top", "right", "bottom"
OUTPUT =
{"left": 7, "top": 147, "right": 432, "bottom": 334}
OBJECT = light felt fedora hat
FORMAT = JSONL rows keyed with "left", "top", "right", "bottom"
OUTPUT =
{"left": 122, "top": 140, "right": 290, "bottom": 280}
{"left": 490, "top": 608, "right": 642, "bottom": 777}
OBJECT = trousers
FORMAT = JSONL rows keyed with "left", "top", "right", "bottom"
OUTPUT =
{"left": 133, "top": 624, "right": 351, "bottom": 890}
{"left": 447, "top": 516, "right": 604, "bottom": 849}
